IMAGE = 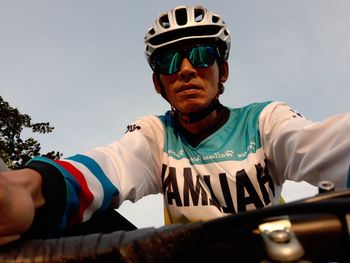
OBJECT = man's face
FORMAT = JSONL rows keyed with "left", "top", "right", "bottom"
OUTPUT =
{"left": 152, "top": 43, "right": 228, "bottom": 114}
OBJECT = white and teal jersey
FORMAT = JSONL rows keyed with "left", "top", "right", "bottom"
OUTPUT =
{"left": 159, "top": 102, "right": 279, "bottom": 223}
{"left": 28, "top": 101, "right": 350, "bottom": 229}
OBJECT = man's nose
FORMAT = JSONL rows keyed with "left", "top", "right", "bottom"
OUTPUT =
{"left": 178, "top": 58, "right": 197, "bottom": 80}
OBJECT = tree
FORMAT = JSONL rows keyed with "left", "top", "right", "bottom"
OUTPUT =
{"left": 0, "top": 96, "right": 62, "bottom": 169}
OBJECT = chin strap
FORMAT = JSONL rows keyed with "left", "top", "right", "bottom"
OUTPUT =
{"left": 171, "top": 83, "right": 225, "bottom": 124}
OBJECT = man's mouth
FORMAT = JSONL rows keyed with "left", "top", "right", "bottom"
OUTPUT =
{"left": 176, "top": 84, "right": 201, "bottom": 93}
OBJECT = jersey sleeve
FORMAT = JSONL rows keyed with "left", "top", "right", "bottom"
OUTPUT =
{"left": 260, "top": 101, "right": 350, "bottom": 190}
{"left": 25, "top": 115, "right": 164, "bottom": 233}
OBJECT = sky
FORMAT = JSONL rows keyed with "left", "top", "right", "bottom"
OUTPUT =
{"left": 1, "top": 0, "right": 349, "bottom": 228}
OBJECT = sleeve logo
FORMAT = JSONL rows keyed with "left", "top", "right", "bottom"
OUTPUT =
{"left": 125, "top": 124, "right": 141, "bottom": 133}
{"left": 289, "top": 108, "right": 303, "bottom": 118}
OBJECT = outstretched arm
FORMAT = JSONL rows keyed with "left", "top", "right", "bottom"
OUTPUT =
{"left": 261, "top": 102, "right": 350, "bottom": 188}
{"left": 0, "top": 115, "right": 164, "bottom": 244}
{"left": 0, "top": 169, "right": 45, "bottom": 245}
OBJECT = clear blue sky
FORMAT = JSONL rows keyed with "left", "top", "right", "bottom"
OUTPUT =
{"left": 1, "top": 0, "right": 349, "bottom": 228}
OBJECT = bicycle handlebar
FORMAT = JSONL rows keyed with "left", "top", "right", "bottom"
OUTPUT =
{"left": 0, "top": 190, "right": 349, "bottom": 262}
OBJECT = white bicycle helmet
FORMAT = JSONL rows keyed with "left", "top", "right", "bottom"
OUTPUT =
{"left": 144, "top": 5, "right": 231, "bottom": 64}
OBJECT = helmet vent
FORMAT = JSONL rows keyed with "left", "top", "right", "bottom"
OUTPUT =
{"left": 175, "top": 8, "right": 187, "bottom": 26}
{"left": 194, "top": 8, "right": 204, "bottom": 22}
{"left": 212, "top": 15, "right": 220, "bottom": 23}
{"left": 159, "top": 15, "right": 170, "bottom": 29}
{"left": 148, "top": 25, "right": 221, "bottom": 46}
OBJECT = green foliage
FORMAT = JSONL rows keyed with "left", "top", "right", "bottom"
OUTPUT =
{"left": 0, "top": 96, "right": 62, "bottom": 168}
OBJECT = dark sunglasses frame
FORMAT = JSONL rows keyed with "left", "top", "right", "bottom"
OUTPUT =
{"left": 150, "top": 44, "right": 220, "bottom": 75}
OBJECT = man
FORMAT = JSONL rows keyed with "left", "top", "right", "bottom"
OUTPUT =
{"left": 0, "top": 4, "right": 349, "bottom": 245}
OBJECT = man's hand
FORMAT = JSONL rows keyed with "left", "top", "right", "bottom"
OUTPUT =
{"left": 0, "top": 169, "right": 45, "bottom": 245}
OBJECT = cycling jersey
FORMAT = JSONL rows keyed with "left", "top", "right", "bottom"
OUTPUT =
{"left": 26, "top": 101, "right": 350, "bottom": 233}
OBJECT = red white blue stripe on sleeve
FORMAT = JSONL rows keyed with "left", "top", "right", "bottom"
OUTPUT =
{"left": 31, "top": 155, "right": 119, "bottom": 229}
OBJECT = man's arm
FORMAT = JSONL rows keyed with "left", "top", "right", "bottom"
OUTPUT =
{"left": 261, "top": 102, "right": 350, "bottom": 188}
{"left": 0, "top": 115, "right": 164, "bottom": 243}
{"left": 0, "top": 169, "right": 45, "bottom": 245}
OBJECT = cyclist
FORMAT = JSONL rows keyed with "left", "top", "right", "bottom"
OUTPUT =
{"left": 0, "top": 4, "right": 349, "bottom": 245}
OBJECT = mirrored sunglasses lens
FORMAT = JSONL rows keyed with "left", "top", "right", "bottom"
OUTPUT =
{"left": 189, "top": 46, "right": 216, "bottom": 68}
{"left": 155, "top": 51, "right": 181, "bottom": 75}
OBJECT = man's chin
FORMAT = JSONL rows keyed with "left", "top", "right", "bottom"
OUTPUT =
{"left": 178, "top": 103, "right": 208, "bottom": 114}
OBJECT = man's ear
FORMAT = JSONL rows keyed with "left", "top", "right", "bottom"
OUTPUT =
{"left": 152, "top": 73, "right": 162, "bottom": 94}
{"left": 219, "top": 61, "right": 229, "bottom": 83}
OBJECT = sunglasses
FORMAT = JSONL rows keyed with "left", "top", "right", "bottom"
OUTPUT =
{"left": 151, "top": 45, "right": 220, "bottom": 75}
